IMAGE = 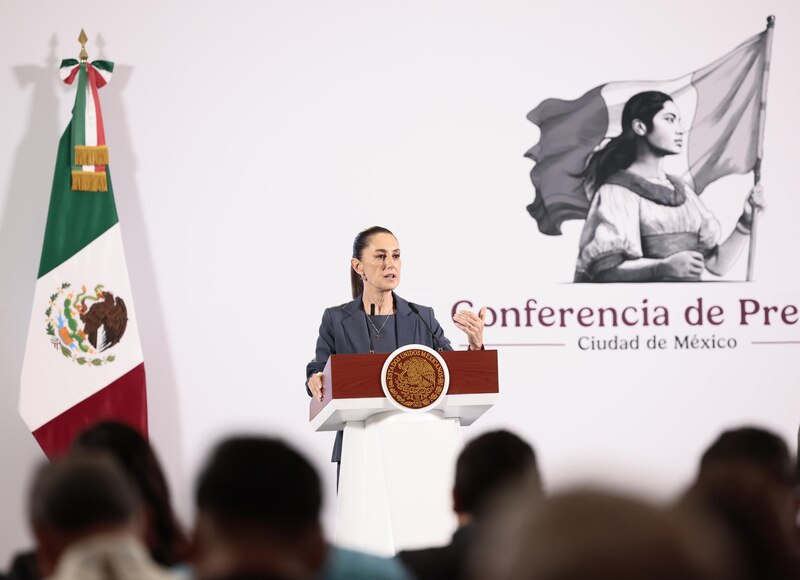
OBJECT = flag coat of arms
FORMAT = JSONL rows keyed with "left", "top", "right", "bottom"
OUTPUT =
{"left": 526, "top": 23, "right": 772, "bottom": 236}
{"left": 19, "top": 53, "right": 146, "bottom": 458}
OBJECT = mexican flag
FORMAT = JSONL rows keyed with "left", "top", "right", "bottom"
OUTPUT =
{"left": 19, "top": 58, "right": 146, "bottom": 458}
{"left": 526, "top": 23, "right": 772, "bottom": 236}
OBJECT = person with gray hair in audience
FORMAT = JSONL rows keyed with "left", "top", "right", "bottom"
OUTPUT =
{"left": 28, "top": 451, "right": 178, "bottom": 580}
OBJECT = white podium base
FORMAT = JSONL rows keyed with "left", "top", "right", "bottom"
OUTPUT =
{"left": 335, "top": 410, "right": 462, "bottom": 556}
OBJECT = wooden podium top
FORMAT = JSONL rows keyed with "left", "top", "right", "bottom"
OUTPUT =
{"left": 309, "top": 349, "right": 498, "bottom": 431}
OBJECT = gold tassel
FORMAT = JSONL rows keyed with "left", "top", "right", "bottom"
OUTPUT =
{"left": 74, "top": 145, "right": 109, "bottom": 166}
{"left": 71, "top": 170, "right": 108, "bottom": 192}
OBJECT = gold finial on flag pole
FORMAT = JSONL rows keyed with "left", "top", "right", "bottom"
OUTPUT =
{"left": 78, "top": 29, "right": 89, "bottom": 62}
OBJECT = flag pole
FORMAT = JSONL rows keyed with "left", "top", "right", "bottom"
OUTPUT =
{"left": 746, "top": 15, "right": 775, "bottom": 281}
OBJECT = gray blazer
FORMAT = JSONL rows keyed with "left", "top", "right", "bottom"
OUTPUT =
{"left": 306, "top": 292, "right": 453, "bottom": 462}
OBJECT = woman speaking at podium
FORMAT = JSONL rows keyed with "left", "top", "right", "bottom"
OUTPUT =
{"left": 305, "top": 225, "right": 486, "bottom": 464}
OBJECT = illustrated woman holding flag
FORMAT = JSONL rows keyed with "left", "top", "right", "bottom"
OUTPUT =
{"left": 574, "top": 91, "right": 766, "bottom": 282}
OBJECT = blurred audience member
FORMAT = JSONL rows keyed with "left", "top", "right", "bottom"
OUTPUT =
{"left": 681, "top": 426, "right": 800, "bottom": 580}
{"left": 700, "top": 426, "right": 795, "bottom": 485}
{"left": 73, "top": 421, "right": 191, "bottom": 567}
{"left": 797, "top": 424, "right": 800, "bottom": 482}
{"left": 193, "top": 436, "right": 411, "bottom": 580}
{"left": 399, "top": 429, "right": 541, "bottom": 580}
{"left": 470, "top": 488, "right": 734, "bottom": 580}
{"left": 28, "top": 452, "right": 178, "bottom": 580}
{"left": 4, "top": 551, "right": 38, "bottom": 580}
{"left": 796, "top": 424, "right": 800, "bottom": 529}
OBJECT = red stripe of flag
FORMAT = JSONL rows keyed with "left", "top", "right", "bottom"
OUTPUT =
{"left": 32, "top": 363, "right": 148, "bottom": 458}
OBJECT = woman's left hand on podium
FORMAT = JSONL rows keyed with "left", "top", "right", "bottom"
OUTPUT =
{"left": 308, "top": 372, "right": 324, "bottom": 401}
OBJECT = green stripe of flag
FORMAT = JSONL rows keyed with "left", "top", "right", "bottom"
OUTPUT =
{"left": 38, "top": 124, "right": 119, "bottom": 278}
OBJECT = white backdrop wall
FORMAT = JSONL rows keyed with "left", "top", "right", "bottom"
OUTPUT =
{"left": 1, "top": 0, "right": 799, "bottom": 564}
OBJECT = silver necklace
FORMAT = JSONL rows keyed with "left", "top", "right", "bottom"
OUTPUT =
{"left": 368, "top": 314, "right": 390, "bottom": 340}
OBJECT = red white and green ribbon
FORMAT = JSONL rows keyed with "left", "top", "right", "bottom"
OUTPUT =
{"left": 59, "top": 59, "right": 114, "bottom": 191}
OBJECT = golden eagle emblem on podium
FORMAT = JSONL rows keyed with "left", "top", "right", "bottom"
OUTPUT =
{"left": 382, "top": 345, "right": 449, "bottom": 411}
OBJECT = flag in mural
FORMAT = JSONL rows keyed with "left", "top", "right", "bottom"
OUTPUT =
{"left": 526, "top": 26, "right": 771, "bottom": 236}
{"left": 19, "top": 53, "right": 146, "bottom": 458}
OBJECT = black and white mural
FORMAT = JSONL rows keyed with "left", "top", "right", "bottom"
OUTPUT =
{"left": 525, "top": 22, "right": 772, "bottom": 283}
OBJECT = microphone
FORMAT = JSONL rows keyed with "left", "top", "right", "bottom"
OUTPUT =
{"left": 367, "top": 303, "right": 375, "bottom": 354}
{"left": 409, "top": 303, "right": 442, "bottom": 351}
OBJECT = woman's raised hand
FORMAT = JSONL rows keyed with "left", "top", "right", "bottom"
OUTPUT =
{"left": 453, "top": 307, "right": 487, "bottom": 350}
